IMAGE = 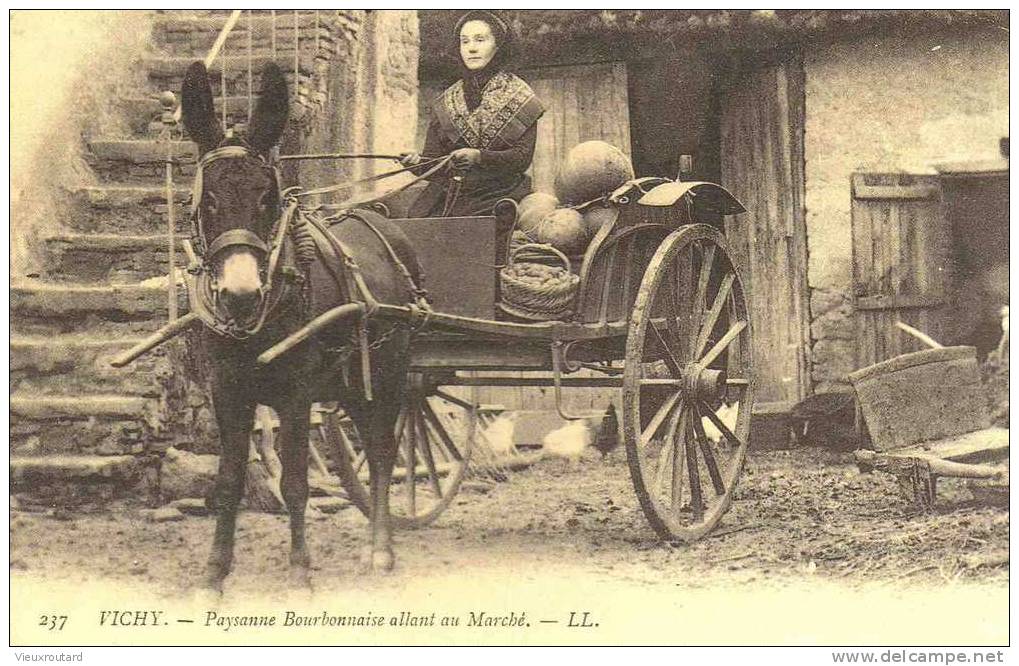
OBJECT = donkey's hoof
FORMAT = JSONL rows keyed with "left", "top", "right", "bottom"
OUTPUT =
{"left": 192, "top": 585, "right": 222, "bottom": 607}
{"left": 288, "top": 565, "right": 313, "bottom": 591}
{"left": 371, "top": 548, "right": 395, "bottom": 573}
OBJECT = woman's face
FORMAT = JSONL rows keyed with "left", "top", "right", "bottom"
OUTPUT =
{"left": 459, "top": 20, "right": 497, "bottom": 71}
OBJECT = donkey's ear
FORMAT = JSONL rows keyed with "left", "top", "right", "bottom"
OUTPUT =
{"left": 181, "top": 61, "right": 223, "bottom": 156}
{"left": 248, "top": 63, "right": 289, "bottom": 156}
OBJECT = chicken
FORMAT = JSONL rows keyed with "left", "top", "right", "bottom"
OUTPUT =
{"left": 591, "top": 403, "right": 620, "bottom": 460}
{"left": 996, "top": 305, "right": 1009, "bottom": 359}
{"left": 701, "top": 402, "right": 740, "bottom": 444}
{"left": 541, "top": 419, "right": 591, "bottom": 466}
{"left": 480, "top": 412, "right": 518, "bottom": 458}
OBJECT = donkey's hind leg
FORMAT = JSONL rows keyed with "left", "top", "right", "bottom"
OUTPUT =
{"left": 204, "top": 391, "right": 255, "bottom": 593}
{"left": 277, "top": 396, "right": 313, "bottom": 589}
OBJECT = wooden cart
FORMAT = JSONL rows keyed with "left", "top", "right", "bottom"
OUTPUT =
{"left": 256, "top": 177, "right": 756, "bottom": 543}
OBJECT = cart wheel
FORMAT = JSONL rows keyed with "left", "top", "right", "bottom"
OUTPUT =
{"left": 623, "top": 224, "right": 755, "bottom": 542}
{"left": 320, "top": 374, "right": 478, "bottom": 529}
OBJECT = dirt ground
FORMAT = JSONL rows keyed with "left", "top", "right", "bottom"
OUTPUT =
{"left": 9, "top": 446, "right": 1010, "bottom": 645}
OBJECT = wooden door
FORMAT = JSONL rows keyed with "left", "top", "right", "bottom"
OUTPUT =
{"left": 524, "top": 62, "right": 631, "bottom": 193}
{"left": 720, "top": 57, "right": 810, "bottom": 404}
{"left": 851, "top": 173, "right": 951, "bottom": 367}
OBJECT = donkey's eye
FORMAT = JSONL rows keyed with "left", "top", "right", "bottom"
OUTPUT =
{"left": 257, "top": 191, "right": 273, "bottom": 214}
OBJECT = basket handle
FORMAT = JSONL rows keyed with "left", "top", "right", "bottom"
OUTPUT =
{"left": 509, "top": 243, "right": 572, "bottom": 273}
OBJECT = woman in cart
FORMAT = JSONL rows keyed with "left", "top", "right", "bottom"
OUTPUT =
{"left": 399, "top": 10, "right": 545, "bottom": 217}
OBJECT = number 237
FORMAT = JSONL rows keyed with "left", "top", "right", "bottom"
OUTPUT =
{"left": 39, "top": 615, "right": 68, "bottom": 631}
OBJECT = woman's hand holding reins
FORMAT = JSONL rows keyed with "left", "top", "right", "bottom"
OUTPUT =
{"left": 399, "top": 152, "right": 422, "bottom": 167}
{"left": 450, "top": 148, "right": 481, "bottom": 170}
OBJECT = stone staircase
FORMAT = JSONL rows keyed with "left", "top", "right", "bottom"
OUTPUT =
{"left": 10, "top": 10, "right": 355, "bottom": 506}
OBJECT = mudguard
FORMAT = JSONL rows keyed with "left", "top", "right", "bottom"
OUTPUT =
{"left": 637, "top": 181, "right": 746, "bottom": 215}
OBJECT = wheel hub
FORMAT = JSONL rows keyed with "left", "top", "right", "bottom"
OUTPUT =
{"left": 682, "top": 363, "right": 727, "bottom": 401}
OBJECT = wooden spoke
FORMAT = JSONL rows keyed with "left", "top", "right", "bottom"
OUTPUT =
{"left": 692, "top": 403, "right": 726, "bottom": 496}
{"left": 684, "top": 414, "right": 704, "bottom": 520}
{"left": 700, "top": 319, "right": 747, "bottom": 368}
{"left": 422, "top": 399, "right": 463, "bottom": 461}
{"left": 648, "top": 320, "right": 684, "bottom": 376}
{"left": 726, "top": 377, "right": 750, "bottom": 387}
{"left": 404, "top": 402, "right": 417, "bottom": 515}
{"left": 695, "top": 272, "right": 735, "bottom": 359}
{"left": 421, "top": 412, "right": 451, "bottom": 464}
{"left": 671, "top": 405, "right": 690, "bottom": 510}
{"left": 692, "top": 243, "right": 716, "bottom": 356}
{"left": 640, "top": 392, "right": 682, "bottom": 447}
{"left": 699, "top": 400, "right": 744, "bottom": 447}
{"left": 414, "top": 411, "right": 443, "bottom": 497}
{"left": 353, "top": 450, "right": 367, "bottom": 474}
{"left": 655, "top": 434, "right": 673, "bottom": 497}
{"left": 656, "top": 400, "right": 685, "bottom": 497}
{"left": 663, "top": 265, "right": 685, "bottom": 352}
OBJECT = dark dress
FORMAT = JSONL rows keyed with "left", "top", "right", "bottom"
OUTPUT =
{"left": 408, "top": 71, "right": 545, "bottom": 218}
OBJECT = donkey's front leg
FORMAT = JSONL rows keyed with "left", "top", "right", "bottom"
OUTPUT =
{"left": 204, "top": 390, "right": 254, "bottom": 592}
{"left": 364, "top": 401, "right": 401, "bottom": 573}
{"left": 277, "top": 396, "right": 313, "bottom": 588}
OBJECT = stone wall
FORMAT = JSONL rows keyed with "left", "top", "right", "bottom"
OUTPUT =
{"left": 803, "top": 27, "right": 1008, "bottom": 390}
{"left": 290, "top": 10, "right": 419, "bottom": 201}
{"left": 11, "top": 11, "right": 152, "bottom": 278}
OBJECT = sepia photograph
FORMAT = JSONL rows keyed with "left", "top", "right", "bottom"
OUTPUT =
{"left": 8, "top": 7, "right": 1010, "bottom": 652}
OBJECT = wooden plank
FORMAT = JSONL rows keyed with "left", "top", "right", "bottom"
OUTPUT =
{"left": 851, "top": 183, "right": 941, "bottom": 200}
{"left": 855, "top": 294, "right": 945, "bottom": 311}
{"left": 892, "top": 427, "right": 1009, "bottom": 464}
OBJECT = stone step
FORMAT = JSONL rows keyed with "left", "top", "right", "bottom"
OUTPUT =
{"left": 10, "top": 335, "right": 170, "bottom": 397}
{"left": 116, "top": 95, "right": 253, "bottom": 137}
{"left": 11, "top": 281, "right": 181, "bottom": 336}
{"left": 10, "top": 454, "right": 147, "bottom": 506}
{"left": 85, "top": 139, "right": 197, "bottom": 182}
{"left": 144, "top": 54, "right": 318, "bottom": 98}
{"left": 152, "top": 12, "right": 337, "bottom": 58}
{"left": 43, "top": 233, "right": 185, "bottom": 284}
{"left": 69, "top": 184, "right": 190, "bottom": 235}
{"left": 10, "top": 394, "right": 157, "bottom": 457}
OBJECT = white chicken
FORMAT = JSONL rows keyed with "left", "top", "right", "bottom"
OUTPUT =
{"left": 480, "top": 412, "right": 518, "bottom": 458}
{"left": 541, "top": 419, "right": 592, "bottom": 466}
{"left": 701, "top": 402, "right": 740, "bottom": 444}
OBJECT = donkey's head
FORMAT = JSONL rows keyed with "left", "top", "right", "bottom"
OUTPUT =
{"left": 181, "top": 61, "right": 288, "bottom": 324}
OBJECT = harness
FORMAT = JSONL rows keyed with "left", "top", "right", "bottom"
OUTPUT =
{"left": 184, "top": 142, "right": 430, "bottom": 396}
{"left": 184, "top": 145, "right": 302, "bottom": 339}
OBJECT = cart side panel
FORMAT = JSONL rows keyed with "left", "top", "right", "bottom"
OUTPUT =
{"left": 397, "top": 216, "right": 497, "bottom": 319}
{"left": 574, "top": 201, "right": 676, "bottom": 325}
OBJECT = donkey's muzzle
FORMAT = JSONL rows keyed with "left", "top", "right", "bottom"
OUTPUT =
{"left": 218, "top": 285, "right": 264, "bottom": 322}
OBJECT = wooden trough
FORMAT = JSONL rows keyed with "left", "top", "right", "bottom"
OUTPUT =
{"left": 849, "top": 345, "right": 1008, "bottom": 509}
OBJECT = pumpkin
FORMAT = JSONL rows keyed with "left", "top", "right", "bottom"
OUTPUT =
{"left": 554, "top": 141, "right": 634, "bottom": 205}
{"left": 532, "top": 208, "right": 587, "bottom": 255}
{"left": 581, "top": 205, "right": 617, "bottom": 239}
{"left": 517, "top": 192, "right": 559, "bottom": 237}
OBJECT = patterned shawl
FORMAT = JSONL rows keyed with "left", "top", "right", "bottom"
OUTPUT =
{"left": 433, "top": 71, "right": 544, "bottom": 150}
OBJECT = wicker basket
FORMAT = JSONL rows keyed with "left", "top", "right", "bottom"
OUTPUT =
{"left": 498, "top": 244, "right": 580, "bottom": 321}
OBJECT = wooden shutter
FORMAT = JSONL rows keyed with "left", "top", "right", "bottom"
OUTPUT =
{"left": 851, "top": 173, "right": 951, "bottom": 367}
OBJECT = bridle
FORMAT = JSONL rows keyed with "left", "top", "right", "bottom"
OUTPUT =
{"left": 185, "top": 144, "right": 301, "bottom": 339}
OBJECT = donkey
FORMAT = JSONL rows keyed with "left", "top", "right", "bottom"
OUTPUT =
{"left": 180, "top": 61, "right": 421, "bottom": 591}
